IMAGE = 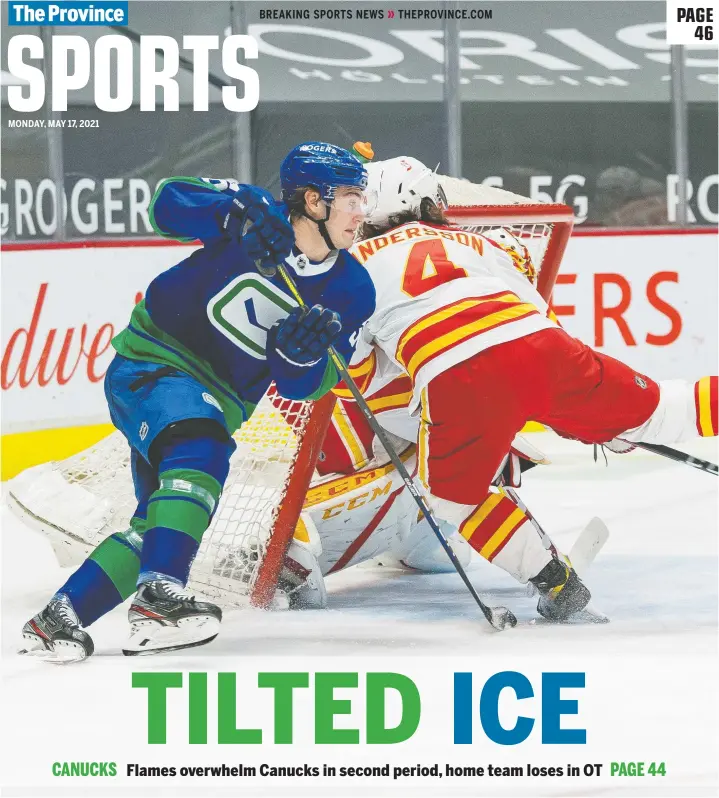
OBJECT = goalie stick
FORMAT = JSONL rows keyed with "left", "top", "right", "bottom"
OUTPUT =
{"left": 276, "top": 262, "right": 517, "bottom": 632}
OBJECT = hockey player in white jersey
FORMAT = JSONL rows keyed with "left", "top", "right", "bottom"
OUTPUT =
{"left": 332, "top": 155, "right": 718, "bottom": 621}
{"left": 276, "top": 339, "right": 549, "bottom": 611}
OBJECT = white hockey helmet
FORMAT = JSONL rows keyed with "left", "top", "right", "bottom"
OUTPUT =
{"left": 364, "top": 156, "right": 447, "bottom": 227}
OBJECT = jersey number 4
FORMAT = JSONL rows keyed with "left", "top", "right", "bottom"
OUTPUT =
{"left": 400, "top": 239, "right": 468, "bottom": 297}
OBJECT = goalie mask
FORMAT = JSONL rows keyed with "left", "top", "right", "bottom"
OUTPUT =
{"left": 482, "top": 228, "right": 538, "bottom": 285}
{"left": 364, "top": 156, "right": 448, "bottom": 228}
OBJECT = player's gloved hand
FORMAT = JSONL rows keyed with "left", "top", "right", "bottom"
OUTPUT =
{"left": 492, "top": 435, "right": 550, "bottom": 488}
{"left": 273, "top": 305, "right": 342, "bottom": 367}
{"left": 491, "top": 451, "right": 539, "bottom": 488}
{"left": 219, "top": 185, "right": 294, "bottom": 276}
{"left": 491, "top": 434, "right": 549, "bottom": 488}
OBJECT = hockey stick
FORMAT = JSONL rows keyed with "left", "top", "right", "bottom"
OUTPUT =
{"left": 501, "top": 486, "right": 609, "bottom": 574}
{"left": 619, "top": 440, "right": 718, "bottom": 476}
{"left": 276, "top": 263, "right": 517, "bottom": 631}
{"left": 500, "top": 485, "right": 558, "bottom": 557}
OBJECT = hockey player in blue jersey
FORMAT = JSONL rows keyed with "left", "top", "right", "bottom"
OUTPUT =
{"left": 19, "top": 142, "right": 376, "bottom": 662}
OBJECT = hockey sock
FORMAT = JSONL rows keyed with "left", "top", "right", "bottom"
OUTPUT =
{"left": 138, "top": 431, "right": 231, "bottom": 586}
{"left": 56, "top": 517, "right": 148, "bottom": 627}
{"left": 694, "top": 377, "right": 718, "bottom": 436}
{"left": 457, "top": 491, "right": 552, "bottom": 583}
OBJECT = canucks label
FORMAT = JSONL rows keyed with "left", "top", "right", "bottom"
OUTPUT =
{"left": 207, "top": 274, "right": 297, "bottom": 359}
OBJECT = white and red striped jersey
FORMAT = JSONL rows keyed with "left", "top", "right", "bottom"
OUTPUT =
{"left": 349, "top": 222, "right": 556, "bottom": 413}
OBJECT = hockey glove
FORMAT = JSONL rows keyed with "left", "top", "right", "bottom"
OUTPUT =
{"left": 492, "top": 451, "right": 538, "bottom": 488}
{"left": 491, "top": 435, "right": 549, "bottom": 488}
{"left": 273, "top": 305, "right": 343, "bottom": 367}
{"left": 219, "top": 185, "right": 294, "bottom": 276}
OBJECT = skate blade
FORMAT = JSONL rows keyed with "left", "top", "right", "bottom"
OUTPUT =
{"left": 122, "top": 615, "right": 220, "bottom": 656}
{"left": 533, "top": 601, "right": 610, "bottom": 625}
{"left": 18, "top": 636, "right": 89, "bottom": 664}
{"left": 574, "top": 600, "right": 610, "bottom": 624}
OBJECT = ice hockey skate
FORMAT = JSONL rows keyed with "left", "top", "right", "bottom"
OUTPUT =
{"left": 19, "top": 594, "right": 94, "bottom": 664}
{"left": 531, "top": 557, "right": 592, "bottom": 622}
{"left": 123, "top": 580, "right": 222, "bottom": 656}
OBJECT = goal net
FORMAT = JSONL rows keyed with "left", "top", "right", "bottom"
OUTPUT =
{"left": 7, "top": 181, "right": 573, "bottom": 609}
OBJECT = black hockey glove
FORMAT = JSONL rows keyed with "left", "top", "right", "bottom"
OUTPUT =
{"left": 220, "top": 185, "right": 294, "bottom": 276}
{"left": 273, "top": 305, "right": 343, "bottom": 367}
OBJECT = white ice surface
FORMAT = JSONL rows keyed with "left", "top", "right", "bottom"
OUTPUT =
{"left": 1, "top": 432, "right": 717, "bottom": 797}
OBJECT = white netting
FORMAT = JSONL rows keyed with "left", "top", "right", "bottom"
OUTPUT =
{"left": 463, "top": 218, "right": 552, "bottom": 275}
{"left": 7, "top": 200, "right": 572, "bottom": 607}
{"left": 442, "top": 175, "right": 543, "bottom": 208}
{"left": 8, "top": 388, "right": 312, "bottom": 607}
{"left": 442, "top": 175, "right": 572, "bottom": 284}
{"left": 185, "top": 390, "right": 313, "bottom": 602}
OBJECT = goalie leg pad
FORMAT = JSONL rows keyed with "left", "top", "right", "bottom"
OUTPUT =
{"left": 391, "top": 519, "right": 472, "bottom": 574}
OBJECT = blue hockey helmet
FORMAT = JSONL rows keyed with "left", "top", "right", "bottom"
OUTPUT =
{"left": 280, "top": 142, "right": 368, "bottom": 203}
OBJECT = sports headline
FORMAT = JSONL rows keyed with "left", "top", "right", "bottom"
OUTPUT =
{"left": 6, "top": 34, "right": 259, "bottom": 112}
{"left": 131, "top": 670, "right": 587, "bottom": 746}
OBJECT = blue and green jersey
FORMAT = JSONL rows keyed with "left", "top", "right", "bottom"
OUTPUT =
{"left": 112, "top": 177, "right": 375, "bottom": 432}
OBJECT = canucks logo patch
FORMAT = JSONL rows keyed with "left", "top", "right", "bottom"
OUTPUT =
{"left": 139, "top": 421, "right": 149, "bottom": 441}
{"left": 207, "top": 274, "right": 297, "bottom": 359}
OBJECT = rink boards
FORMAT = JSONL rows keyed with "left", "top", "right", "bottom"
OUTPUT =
{"left": 1, "top": 228, "right": 717, "bottom": 478}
